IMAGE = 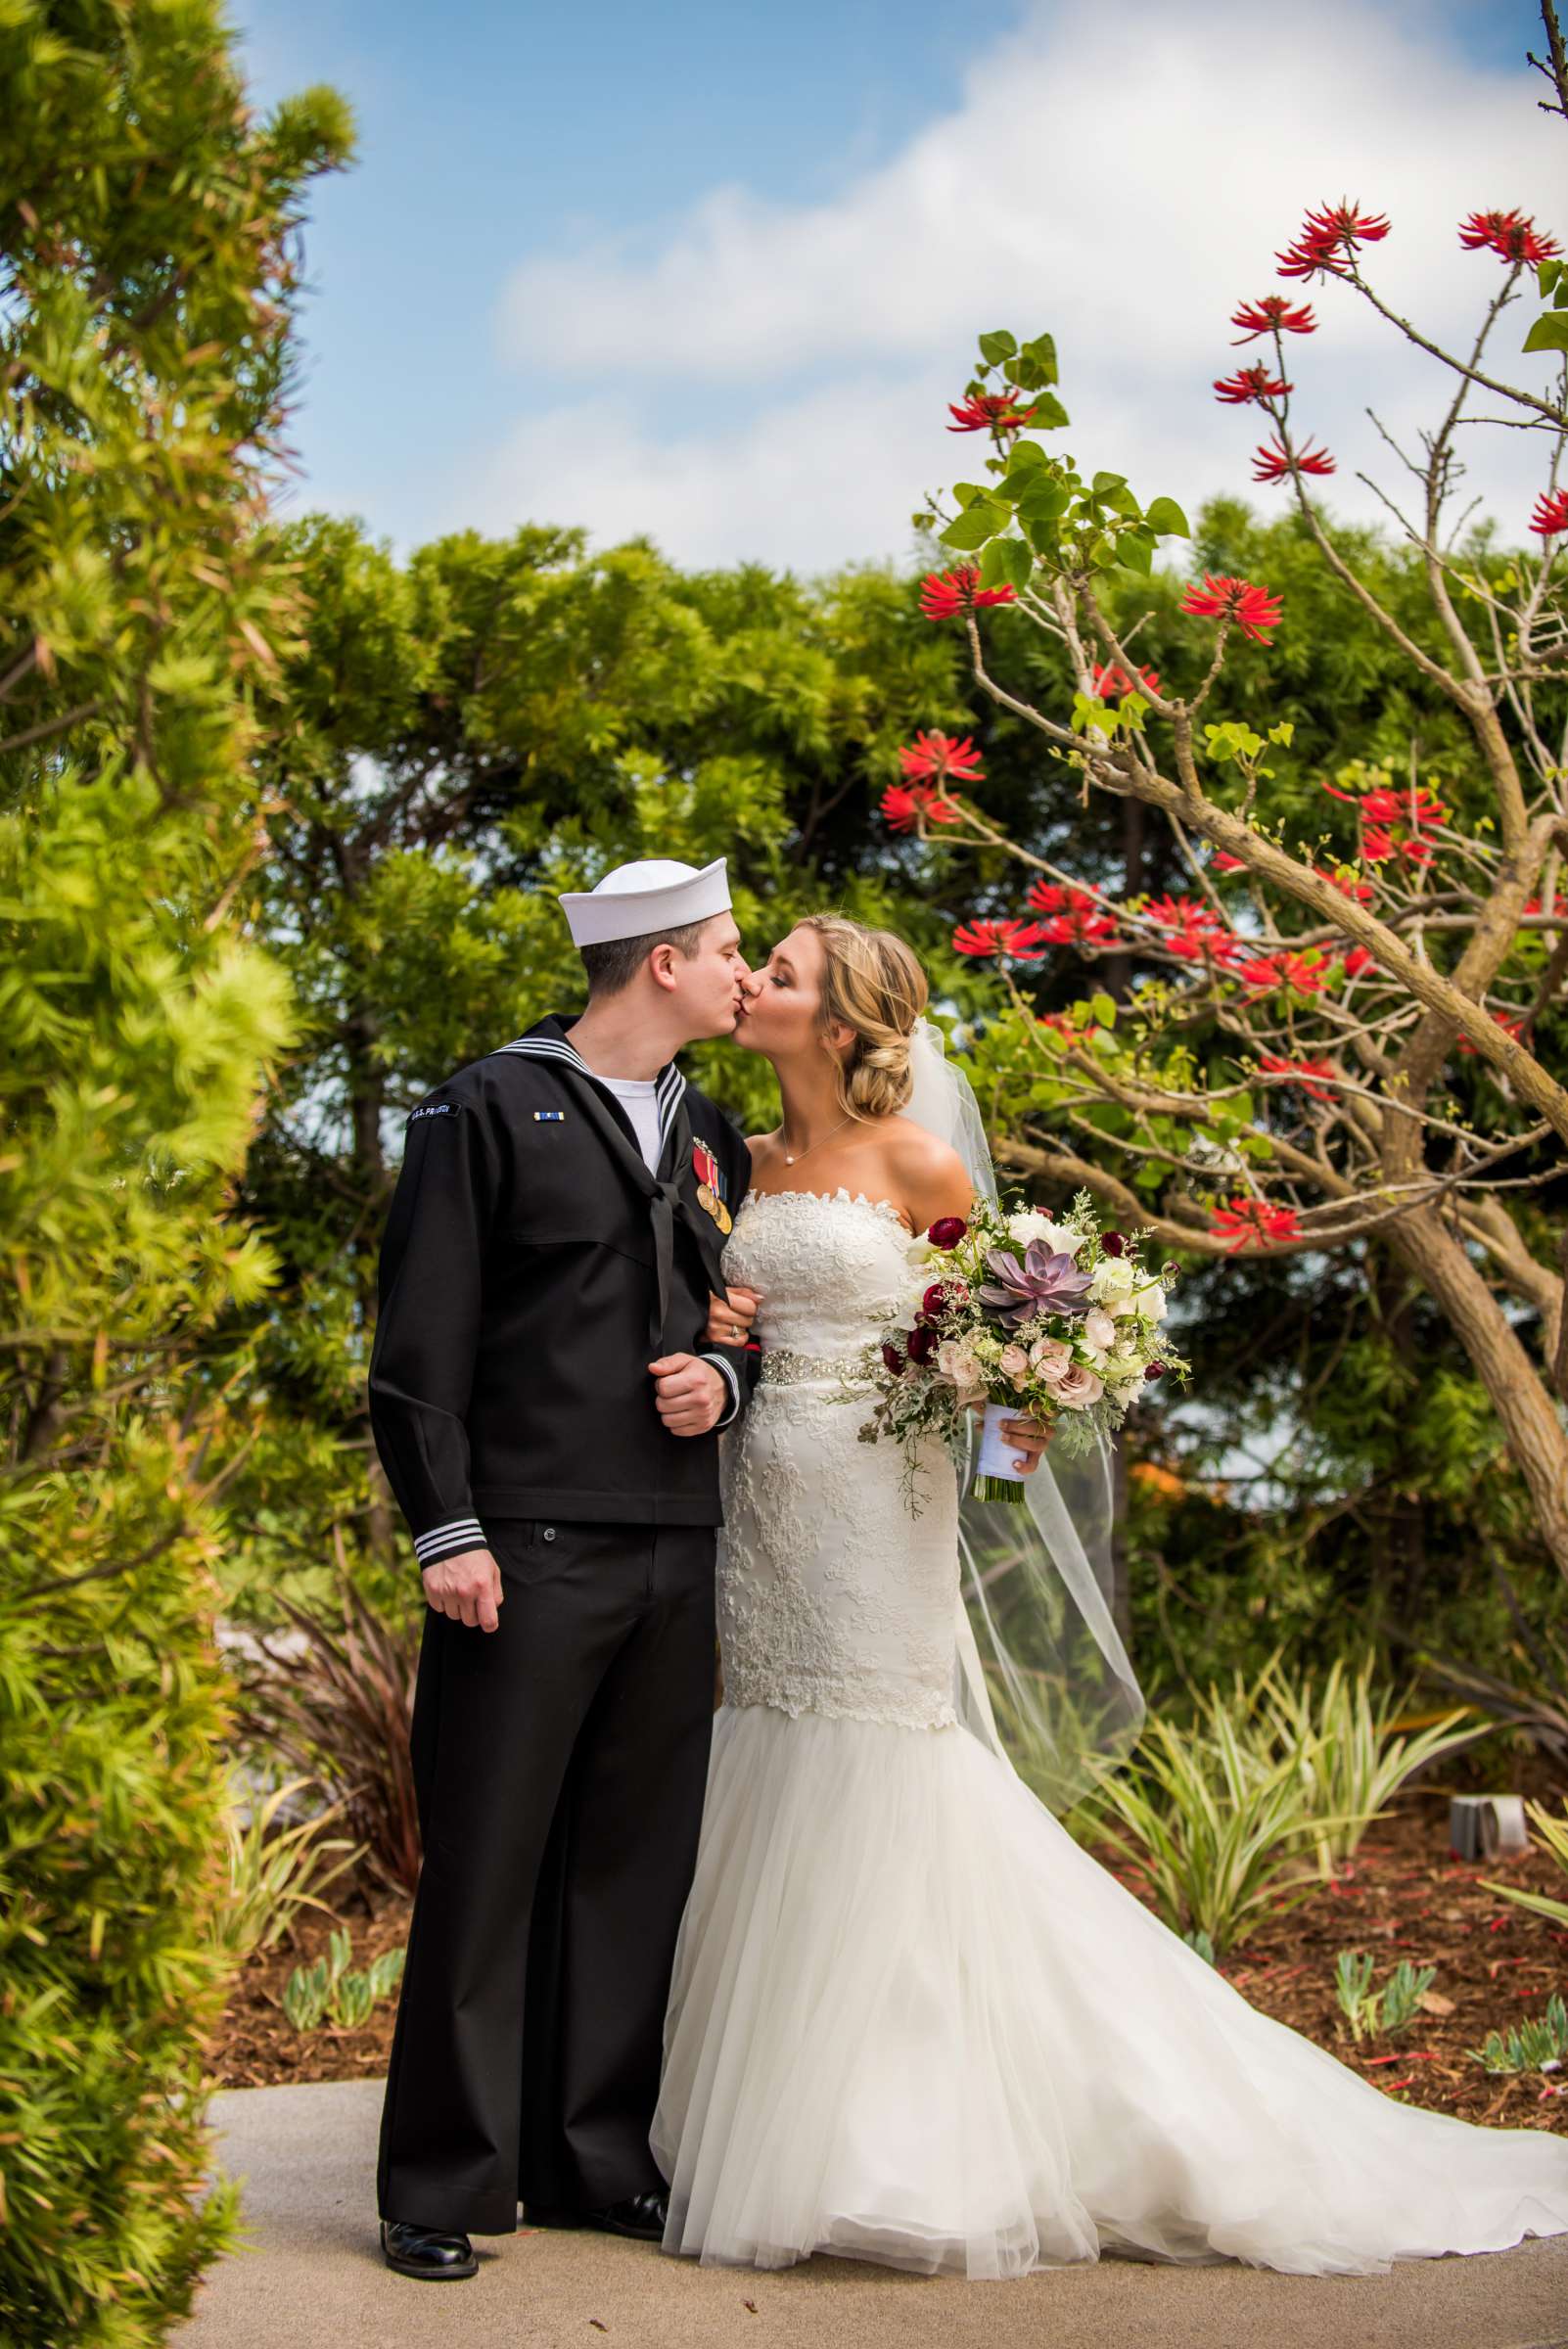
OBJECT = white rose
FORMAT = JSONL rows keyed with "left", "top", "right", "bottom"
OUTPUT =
{"left": 1090, "top": 1255, "right": 1136, "bottom": 1302}
{"left": 1132, "top": 1281, "right": 1169, "bottom": 1323}
{"left": 904, "top": 1236, "right": 938, "bottom": 1269}
{"left": 1082, "top": 1308, "right": 1118, "bottom": 1356}
{"left": 1008, "top": 1209, "right": 1084, "bottom": 1257}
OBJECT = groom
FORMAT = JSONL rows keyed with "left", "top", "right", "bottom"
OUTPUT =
{"left": 366, "top": 854, "right": 759, "bottom": 2281}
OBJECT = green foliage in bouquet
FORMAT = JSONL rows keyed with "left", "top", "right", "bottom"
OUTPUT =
{"left": 0, "top": 8, "right": 351, "bottom": 2342}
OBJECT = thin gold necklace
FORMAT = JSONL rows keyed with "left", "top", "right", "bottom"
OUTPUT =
{"left": 781, "top": 1111, "right": 853, "bottom": 1169}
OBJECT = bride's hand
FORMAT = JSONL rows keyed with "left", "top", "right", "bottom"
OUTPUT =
{"left": 705, "top": 1283, "right": 761, "bottom": 1348}
{"left": 967, "top": 1403, "right": 1054, "bottom": 1475}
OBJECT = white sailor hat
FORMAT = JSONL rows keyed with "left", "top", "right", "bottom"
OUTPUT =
{"left": 557, "top": 854, "right": 731, "bottom": 947}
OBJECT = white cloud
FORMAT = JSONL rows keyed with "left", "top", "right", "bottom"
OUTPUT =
{"left": 454, "top": 0, "right": 1565, "bottom": 573}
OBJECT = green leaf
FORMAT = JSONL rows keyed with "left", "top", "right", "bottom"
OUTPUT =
{"left": 1015, "top": 481, "right": 1072, "bottom": 524}
{"left": 1023, "top": 388, "right": 1070, "bottom": 431}
{"left": 1522, "top": 311, "right": 1568, "bottom": 354}
{"left": 1117, "top": 530, "right": 1155, "bottom": 576}
{"left": 1091, "top": 471, "right": 1129, "bottom": 495}
{"left": 1144, "top": 495, "right": 1191, "bottom": 537}
{"left": 978, "top": 329, "right": 1018, "bottom": 365}
{"left": 979, "top": 535, "right": 1033, "bottom": 591}
{"left": 1090, "top": 991, "right": 1118, "bottom": 1028}
{"left": 1016, "top": 331, "right": 1060, "bottom": 388}
{"left": 1538, "top": 257, "right": 1563, "bottom": 299}
{"left": 939, "top": 502, "right": 1003, "bottom": 552}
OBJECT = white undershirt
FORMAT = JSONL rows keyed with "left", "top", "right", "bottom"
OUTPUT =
{"left": 597, "top": 1072, "right": 663, "bottom": 1171}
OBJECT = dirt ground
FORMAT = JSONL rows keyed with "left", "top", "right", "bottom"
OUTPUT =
{"left": 203, "top": 1779, "right": 1568, "bottom": 2134}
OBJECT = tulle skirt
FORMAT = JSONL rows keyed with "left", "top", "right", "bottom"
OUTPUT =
{"left": 650, "top": 1702, "right": 1568, "bottom": 2279}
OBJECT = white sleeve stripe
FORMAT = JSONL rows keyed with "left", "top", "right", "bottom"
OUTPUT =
{"left": 699, "top": 1352, "right": 742, "bottom": 1428}
{"left": 414, "top": 1518, "right": 484, "bottom": 1555}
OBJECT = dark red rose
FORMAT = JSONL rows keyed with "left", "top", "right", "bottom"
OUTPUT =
{"left": 881, "top": 1342, "right": 906, "bottom": 1376}
{"left": 921, "top": 1282, "right": 950, "bottom": 1318}
{"left": 1101, "top": 1231, "right": 1127, "bottom": 1257}
{"left": 1144, "top": 1361, "right": 1165, "bottom": 1380}
{"left": 906, "top": 1324, "right": 939, "bottom": 1364}
{"left": 926, "top": 1216, "right": 967, "bottom": 1249}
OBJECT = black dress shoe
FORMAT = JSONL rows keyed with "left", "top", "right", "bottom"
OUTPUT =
{"left": 380, "top": 2217, "right": 479, "bottom": 2280}
{"left": 525, "top": 2188, "right": 669, "bottom": 2241}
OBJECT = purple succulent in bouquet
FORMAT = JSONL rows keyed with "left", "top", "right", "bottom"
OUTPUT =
{"left": 978, "top": 1240, "right": 1094, "bottom": 1328}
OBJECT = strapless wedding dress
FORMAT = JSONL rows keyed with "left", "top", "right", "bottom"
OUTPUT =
{"left": 649, "top": 1185, "right": 1568, "bottom": 2278}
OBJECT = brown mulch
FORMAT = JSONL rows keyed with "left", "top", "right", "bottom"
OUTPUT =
{"left": 203, "top": 1788, "right": 1568, "bottom": 2134}
{"left": 202, "top": 1886, "right": 411, "bottom": 2091}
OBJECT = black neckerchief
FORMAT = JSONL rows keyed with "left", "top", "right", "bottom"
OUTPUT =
{"left": 496, "top": 1013, "right": 727, "bottom": 1348}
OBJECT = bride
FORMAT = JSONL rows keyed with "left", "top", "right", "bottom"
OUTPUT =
{"left": 648, "top": 910, "right": 1568, "bottom": 2280}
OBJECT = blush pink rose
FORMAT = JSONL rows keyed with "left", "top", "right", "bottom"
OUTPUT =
{"left": 1051, "top": 1360, "right": 1105, "bottom": 1408}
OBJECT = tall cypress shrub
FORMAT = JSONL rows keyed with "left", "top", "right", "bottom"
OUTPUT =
{"left": 0, "top": 9, "right": 351, "bottom": 2342}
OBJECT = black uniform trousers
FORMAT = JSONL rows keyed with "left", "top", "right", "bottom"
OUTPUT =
{"left": 375, "top": 1515, "right": 717, "bottom": 2235}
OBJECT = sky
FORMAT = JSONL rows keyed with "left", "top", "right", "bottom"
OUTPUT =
{"left": 229, "top": 0, "right": 1565, "bottom": 579}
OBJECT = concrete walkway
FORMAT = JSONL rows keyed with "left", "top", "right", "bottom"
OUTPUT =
{"left": 178, "top": 2078, "right": 1568, "bottom": 2349}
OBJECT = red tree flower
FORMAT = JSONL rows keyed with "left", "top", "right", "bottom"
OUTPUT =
{"left": 899, "top": 729, "right": 985, "bottom": 786}
{"left": 1140, "top": 894, "right": 1234, "bottom": 961}
{"left": 1252, "top": 435, "right": 1336, "bottom": 484}
{"left": 1303, "top": 199, "right": 1391, "bottom": 247}
{"left": 1530, "top": 488, "right": 1568, "bottom": 536}
{"left": 1179, "top": 575, "right": 1285, "bottom": 644}
{"left": 1211, "top": 850, "right": 1248, "bottom": 874}
{"left": 946, "top": 391, "right": 1038, "bottom": 434}
{"left": 1458, "top": 208, "right": 1561, "bottom": 267}
{"left": 1210, "top": 1196, "right": 1304, "bottom": 1252}
{"left": 1259, "top": 1051, "right": 1340, "bottom": 1103}
{"left": 951, "top": 917, "right": 1049, "bottom": 960}
{"left": 1230, "top": 296, "right": 1318, "bottom": 343}
{"left": 1214, "top": 366, "right": 1293, "bottom": 404}
{"left": 880, "top": 784, "right": 963, "bottom": 832}
{"left": 1090, "top": 660, "right": 1161, "bottom": 698}
{"left": 1321, "top": 778, "right": 1448, "bottom": 866}
{"left": 919, "top": 567, "right": 1019, "bottom": 622}
{"left": 1025, "top": 879, "right": 1121, "bottom": 945}
{"left": 1457, "top": 1011, "right": 1526, "bottom": 1054}
{"left": 1342, "top": 946, "right": 1377, "bottom": 978}
{"left": 1275, "top": 225, "right": 1354, "bottom": 281}
{"left": 1037, "top": 1008, "right": 1103, "bottom": 1043}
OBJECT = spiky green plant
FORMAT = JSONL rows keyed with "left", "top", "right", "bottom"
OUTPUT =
{"left": 212, "top": 1775, "right": 360, "bottom": 1962}
{"left": 1481, "top": 1800, "right": 1568, "bottom": 1930}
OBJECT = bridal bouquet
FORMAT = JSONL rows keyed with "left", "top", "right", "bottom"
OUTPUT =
{"left": 851, "top": 1189, "right": 1189, "bottom": 1507}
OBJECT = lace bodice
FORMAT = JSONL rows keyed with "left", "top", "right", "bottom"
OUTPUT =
{"left": 715, "top": 1187, "right": 961, "bottom": 1731}
{"left": 720, "top": 1184, "right": 916, "bottom": 1359}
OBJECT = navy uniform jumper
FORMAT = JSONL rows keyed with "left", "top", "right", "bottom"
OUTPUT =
{"left": 367, "top": 1010, "right": 757, "bottom": 2234}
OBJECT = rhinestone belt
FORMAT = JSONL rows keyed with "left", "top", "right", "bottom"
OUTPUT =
{"left": 759, "top": 1345, "right": 879, "bottom": 1386}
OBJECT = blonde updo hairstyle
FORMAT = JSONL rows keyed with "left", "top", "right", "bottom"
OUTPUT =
{"left": 798, "top": 914, "right": 928, "bottom": 1123}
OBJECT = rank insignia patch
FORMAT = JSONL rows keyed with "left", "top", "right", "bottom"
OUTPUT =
{"left": 532, "top": 1109, "right": 566, "bottom": 1122}
{"left": 409, "top": 1101, "right": 457, "bottom": 1122}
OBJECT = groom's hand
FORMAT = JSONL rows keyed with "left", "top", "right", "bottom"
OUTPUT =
{"left": 648, "top": 1353, "right": 727, "bottom": 1437}
{"left": 422, "top": 1547, "right": 504, "bottom": 1632}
